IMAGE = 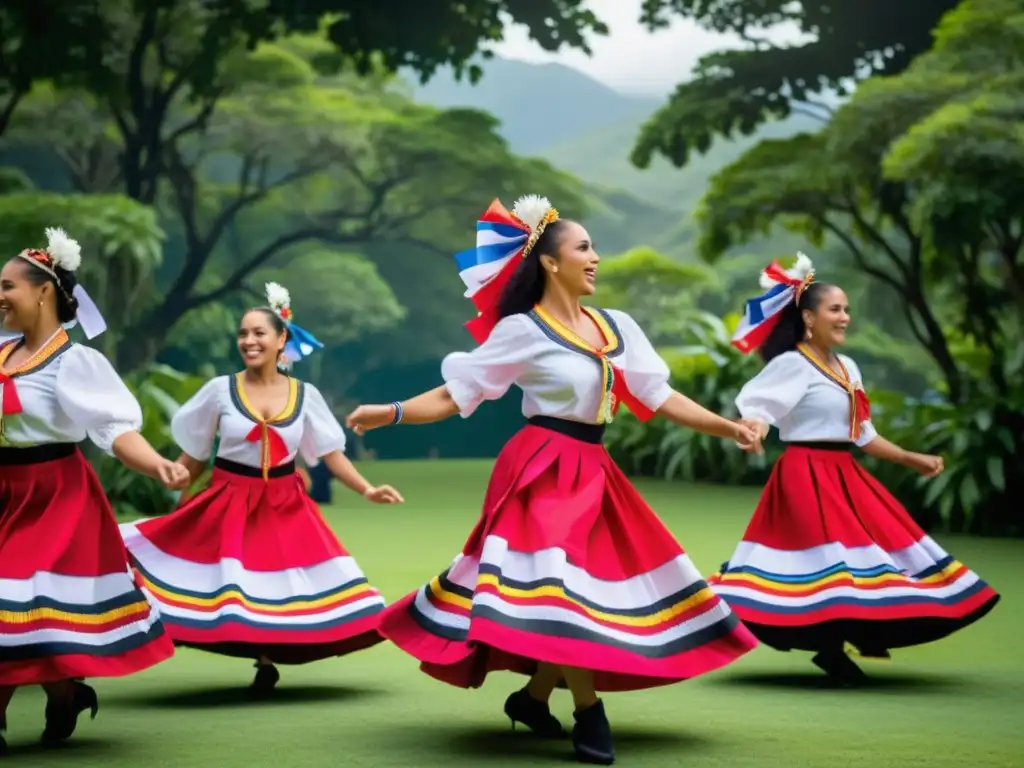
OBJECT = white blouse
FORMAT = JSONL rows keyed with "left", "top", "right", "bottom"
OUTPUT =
{"left": 735, "top": 350, "right": 878, "bottom": 447}
{"left": 0, "top": 330, "right": 142, "bottom": 454}
{"left": 442, "top": 307, "right": 671, "bottom": 424}
{"left": 171, "top": 374, "right": 346, "bottom": 468}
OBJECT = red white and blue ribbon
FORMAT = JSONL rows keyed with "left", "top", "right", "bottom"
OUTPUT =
{"left": 455, "top": 199, "right": 533, "bottom": 343}
{"left": 731, "top": 254, "right": 814, "bottom": 354}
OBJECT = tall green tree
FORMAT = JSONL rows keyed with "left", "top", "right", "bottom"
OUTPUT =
{"left": 631, "top": 0, "right": 959, "bottom": 169}
{"left": 692, "top": 0, "right": 1024, "bottom": 531}
{"left": 0, "top": 1, "right": 109, "bottom": 135}
{"left": 0, "top": 1, "right": 606, "bottom": 178}
{"left": 9, "top": 34, "right": 587, "bottom": 369}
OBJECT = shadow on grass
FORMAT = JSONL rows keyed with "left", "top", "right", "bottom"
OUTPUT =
{"left": 388, "top": 724, "right": 711, "bottom": 762}
{"left": 4, "top": 736, "right": 124, "bottom": 759}
{"left": 108, "top": 683, "right": 383, "bottom": 710}
{"left": 714, "top": 669, "right": 967, "bottom": 693}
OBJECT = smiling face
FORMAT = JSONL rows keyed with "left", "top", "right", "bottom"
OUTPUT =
{"left": 803, "top": 285, "right": 850, "bottom": 347}
{"left": 237, "top": 309, "right": 287, "bottom": 371}
{"left": 538, "top": 220, "right": 599, "bottom": 297}
{"left": 0, "top": 259, "right": 49, "bottom": 333}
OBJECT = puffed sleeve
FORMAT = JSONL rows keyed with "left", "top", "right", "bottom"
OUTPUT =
{"left": 606, "top": 310, "right": 672, "bottom": 412}
{"left": 55, "top": 345, "right": 143, "bottom": 455}
{"left": 170, "top": 377, "right": 224, "bottom": 461}
{"left": 441, "top": 314, "right": 536, "bottom": 418}
{"left": 735, "top": 352, "right": 811, "bottom": 425}
{"left": 840, "top": 355, "right": 878, "bottom": 447}
{"left": 298, "top": 383, "right": 347, "bottom": 464}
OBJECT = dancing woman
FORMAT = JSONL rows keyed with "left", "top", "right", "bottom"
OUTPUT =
{"left": 346, "top": 196, "right": 759, "bottom": 765}
{"left": 0, "top": 228, "right": 185, "bottom": 751}
{"left": 709, "top": 254, "right": 999, "bottom": 684}
{"left": 120, "top": 283, "right": 402, "bottom": 696}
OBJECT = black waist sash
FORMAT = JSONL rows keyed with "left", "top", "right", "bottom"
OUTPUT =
{"left": 213, "top": 457, "right": 296, "bottom": 478}
{"left": 0, "top": 443, "right": 77, "bottom": 465}
{"left": 526, "top": 416, "right": 605, "bottom": 445}
{"left": 786, "top": 441, "right": 853, "bottom": 452}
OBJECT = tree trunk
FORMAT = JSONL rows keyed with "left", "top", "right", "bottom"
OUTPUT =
{"left": 115, "top": 330, "right": 167, "bottom": 373}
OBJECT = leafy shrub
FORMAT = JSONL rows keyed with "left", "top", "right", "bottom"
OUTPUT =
{"left": 866, "top": 389, "right": 1024, "bottom": 536}
{"left": 87, "top": 364, "right": 207, "bottom": 518}
{"left": 607, "top": 308, "right": 1023, "bottom": 536}
{"left": 606, "top": 311, "right": 781, "bottom": 484}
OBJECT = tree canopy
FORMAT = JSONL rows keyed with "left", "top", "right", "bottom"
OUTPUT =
{"left": 692, "top": 0, "right": 1024, "bottom": 528}
{"left": 631, "top": 0, "right": 959, "bottom": 168}
{"left": 5, "top": 23, "right": 587, "bottom": 370}
{"left": 0, "top": 0, "right": 607, "bottom": 141}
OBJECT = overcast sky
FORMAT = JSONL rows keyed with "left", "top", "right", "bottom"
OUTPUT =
{"left": 494, "top": 0, "right": 803, "bottom": 96}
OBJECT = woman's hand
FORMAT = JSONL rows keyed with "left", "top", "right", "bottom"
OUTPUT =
{"left": 735, "top": 418, "right": 766, "bottom": 453}
{"left": 113, "top": 432, "right": 192, "bottom": 489}
{"left": 155, "top": 459, "right": 191, "bottom": 490}
{"left": 905, "top": 452, "right": 944, "bottom": 478}
{"left": 363, "top": 484, "right": 404, "bottom": 504}
{"left": 345, "top": 404, "right": 395, "bottom": 435}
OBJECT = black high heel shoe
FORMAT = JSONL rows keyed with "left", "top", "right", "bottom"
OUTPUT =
{"left": 812, "top": 649, "right": 867, "bottom": 686}
{"left": 40, "top": 681, "right": 98, "bottom": 747}
{"left": 503, "top": 687, "right": 564, "bottom": 737}
{"left": 572, "top": 699, "right": 615, "bottom": 764}
{"left": 249, "top": 662, "right": 280, "bottom": 698}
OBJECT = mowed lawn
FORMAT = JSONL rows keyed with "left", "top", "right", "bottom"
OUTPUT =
{"left": 5, "top": 460, "right": 1022, "bottom": 767}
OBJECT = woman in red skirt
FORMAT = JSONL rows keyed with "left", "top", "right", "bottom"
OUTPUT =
{"left": 120, "top": 282, "right": 403, "bottom": 696}
{"left": 346, "top": 195, "right": 760, "bottom": 765}
{"left": 0, "top": 228, "right": 186, "bottom": 751}
{"left": 710, "top": 254, "right": 999, "bottom": 684}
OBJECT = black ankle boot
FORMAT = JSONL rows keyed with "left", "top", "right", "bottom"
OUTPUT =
{"left": 503, "top": 687, "right": 564, "bottom": 737}
{"left": 572, "top": 699, "right": 614, "bottom": 764}
{"left": 249, "top": 662, "right": 280, "bottom": 697}
{"left": 40, "top": 681, "right": 98, "bottom": 746}
{"left": 812, "top": 649, "right": 867, "bottom": 686}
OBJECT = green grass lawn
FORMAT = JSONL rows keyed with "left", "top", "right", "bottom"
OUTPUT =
{"left": 6, "top": 460, "right": 1022, "bottom": 766}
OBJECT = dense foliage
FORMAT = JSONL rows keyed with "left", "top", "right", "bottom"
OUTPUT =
{"left": 607, "top": 0, "right": 1023, "bottom": 536}
{"left": 1, "top": 2, "right": 1018, "bottom": 537}
{"left": 86, "top": 364, "right": 207, "bottom": 517}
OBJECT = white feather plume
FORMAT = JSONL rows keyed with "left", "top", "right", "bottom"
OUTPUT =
{"left": 759, "top": 251, "right": 814, "bottom": 289}
{"left": 44, "top": 227, "right": 82, "bottom": 272}
{"left": 511, "top": 194, "right": 552, "bottom": 232}
{"left": 265, "top": 281, "right": 290, "bottom": 310}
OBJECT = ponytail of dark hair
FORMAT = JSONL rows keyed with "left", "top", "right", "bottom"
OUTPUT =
{"left": 496, "top": 219, "right": 570, "bottom": 320}
{"left": 20, "top": 261, "right": 80, "bottom": 324}
{"left": 758, "top": 281, "right": 834, "bottom": 362}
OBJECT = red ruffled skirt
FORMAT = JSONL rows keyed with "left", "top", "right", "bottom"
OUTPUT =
{"left": 379, "top": 418, "right": 758, "bottom": 691}
{"left": 0, "top": 445, "right": 173, "bottom": 686}
{"left": 120, "top": 459, "right": 384, "bottom": 663}
{"left": 708, "top": 444, "right": 999, "bottom": 652}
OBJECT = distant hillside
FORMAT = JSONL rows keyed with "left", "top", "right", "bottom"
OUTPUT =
{"left": 409, "top": 57, "right": 820, "bottom": 260}
{"left": 410, "top": 57, "right": 661, "bottom": 154}
{"left": 538, "top": 111, "right": 819, "bottom": 211}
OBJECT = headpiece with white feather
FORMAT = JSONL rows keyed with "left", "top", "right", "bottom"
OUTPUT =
{"left": 453, "top": 193, "right": 559, "bottom": 343}
{"left": 263, "top": 281, "right": 322, "bottom": 369}
{"left": 731, "top": 252, "right": 816, "bottom": 354}
{"left": 14, "top": 228, "right": 107, "bottom": 339}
